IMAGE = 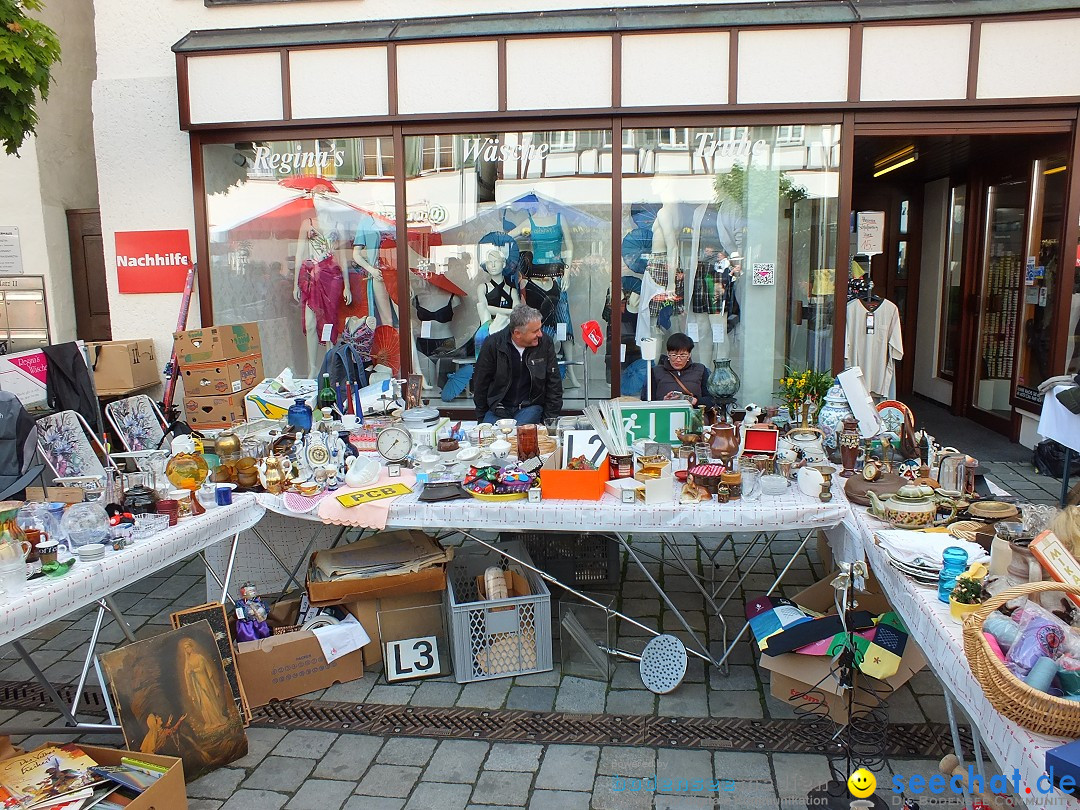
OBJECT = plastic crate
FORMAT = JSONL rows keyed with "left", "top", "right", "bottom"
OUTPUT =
{"left": 445, "top": 541, "right": 552, "bottom": 683}
{"left": 509, "top": 531, "right": 622, "bottom": 588}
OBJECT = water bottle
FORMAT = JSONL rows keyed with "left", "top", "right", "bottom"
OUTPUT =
{"left": 938, "top": 546, "right": 969, "bottom": 603}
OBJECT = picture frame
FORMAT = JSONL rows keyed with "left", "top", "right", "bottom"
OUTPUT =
{"left": 171, "top": 602, "right": 251, "bottom": 723}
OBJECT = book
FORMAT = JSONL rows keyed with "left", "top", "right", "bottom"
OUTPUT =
{"left": 117, "top": 758, "right": 167, "bottom": 776}
{"left": 86, "top": 767, "right": 156, "bottom": 795}
{"left": 0, "top": 745, "right": 101, "bottom": 809}
{"left": 1029, "top": 530, "right": 1080, "bottom": 608}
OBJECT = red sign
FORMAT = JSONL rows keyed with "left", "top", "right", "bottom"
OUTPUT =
{"left": 114, "top": 229, "right": 192, "bottom": 294}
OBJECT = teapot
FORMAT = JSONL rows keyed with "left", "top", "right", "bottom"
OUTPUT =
{"left": 867, "top": 484, "right": 958, "bottom": 528}
{"left": 257, "top": 455, "right": 290, "bottom": 495}
{"left": 779, "top": 426, "right": 827, "bottom": 465}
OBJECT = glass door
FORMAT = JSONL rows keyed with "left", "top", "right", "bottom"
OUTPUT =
{"left": 971, "top": 178, "right": 1027, "bottom": 420}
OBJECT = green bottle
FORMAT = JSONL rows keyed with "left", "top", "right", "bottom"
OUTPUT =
{"left": 317, "top": 373, "right": 337, "bottom": 417}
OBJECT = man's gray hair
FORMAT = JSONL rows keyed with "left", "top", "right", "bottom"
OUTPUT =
{"left": 508, "top": 304, "right": 543, "bottom": 333}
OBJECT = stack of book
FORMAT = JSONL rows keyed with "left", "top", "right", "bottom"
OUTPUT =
{"left": 0, "top": 744, "right": 167, "bottom": 810}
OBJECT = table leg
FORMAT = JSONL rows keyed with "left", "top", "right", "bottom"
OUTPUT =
{"left": 220, "top": 532, "right": 241, "bottom": 603}
{"left": 102, "top": 595, "right": 135, "bottom": 643}
{"left": 1062, "top": 448, "right": 1072, "bottom": 508}
{"left": 942, "top": 687, "right": 972, "bottom": 810}
{"left": 12, "top": 640, "right": 80, "bottom": 727}
{"left": 70, "top": 601, "right": 108, "bottom": 719}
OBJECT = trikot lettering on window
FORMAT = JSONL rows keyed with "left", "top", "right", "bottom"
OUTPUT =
{"left": 694, "top": 132, "right": 771, "bottom": 161}
{"left": 251, "top": 145, "right": 345, "bottom": 174}
{"left": 463, "top": 137, "right": 550, "bottom": 163}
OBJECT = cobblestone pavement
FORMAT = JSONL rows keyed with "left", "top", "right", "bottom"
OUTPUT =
{"left": 0, "top": 460, "right": 1059, "bottom": 809}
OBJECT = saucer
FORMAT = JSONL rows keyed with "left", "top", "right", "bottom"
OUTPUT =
{"left": 76, "top": 543, "right": 105, "bottom": 561}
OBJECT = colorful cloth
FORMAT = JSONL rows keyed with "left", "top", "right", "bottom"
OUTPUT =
{"left": 298, "top": 255, "right": 344, "bottom": 343}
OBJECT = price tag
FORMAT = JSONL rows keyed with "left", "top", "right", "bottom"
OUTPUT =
{"left": 387, "top": 463, "right": 401, "bottom": 478}
{"left": 385, "top": 636, "right": 441, "bottom": 682}
{"left": 686, "top": 321, "right": 700, "bottom": 342}
{"left": 528, "top": 487, "right": 541, "bottom": 503}
{"left": 865, "top": 313, "right": 875, "bottom": 335}
{"left": 320, "top": 323, "right": 333, "bottom": 343}
{"left": 620, "top": 344, "right": 627, "bottom": 363}
{"left": 556, "top": 323, "right": 567, "bottom": 342}
{"left": 420, "top": 320, "right": 432, "bottom": 338}
{"left": 711, "top": 322, "right": 725, "bottom": 344}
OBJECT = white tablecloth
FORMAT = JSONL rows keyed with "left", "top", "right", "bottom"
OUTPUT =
{"left": 0, "top": 494, "right": 265, "bottom": 647}
{"left": 849, "top": 506, "right": 1077, "bottom": 809}
{"left": 1038, "top": 385, "right": 1080, "bottom": 454}
{"left": 258, "top": 479, "right": 849, "bottom": 535}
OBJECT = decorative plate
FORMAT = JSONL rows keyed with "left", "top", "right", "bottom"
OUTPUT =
{"left": 876, "top": 399, "right": 914, "bottom": 435}
{"left": 948, "top": 520, "right": 983, "bottom": 543}
{"left": 968, "top": 500, "right": 1019, "bottom": 520}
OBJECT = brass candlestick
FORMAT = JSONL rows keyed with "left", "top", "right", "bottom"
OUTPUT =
{"left": 813, "top": 464, "right": 835, "bottom": 503}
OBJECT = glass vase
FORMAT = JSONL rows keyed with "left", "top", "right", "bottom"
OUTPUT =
{"left": 706, "top": 358, "right": 740, "bottom": 399}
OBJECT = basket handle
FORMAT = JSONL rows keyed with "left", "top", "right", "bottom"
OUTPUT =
{"left": 971, "top": 580, "right": 1080, "bottom": 623}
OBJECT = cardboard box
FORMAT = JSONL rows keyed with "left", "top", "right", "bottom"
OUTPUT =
{"left": 73, "top": 745, "right": 186, "bottom": 810}
{"left": 173, "top": 322, "right": 261, "bottom": 365}
{"left": 235, "top": 599, "right": 364, "bottom": 706}
{"left": 540, "top": 451, "right": 609, "bottom": 500}
{"left": 180, "top": 353, "right": 264, "bottom": 397}
{"left": 760, "top": 575, "right": 927, "bottom": 725}
{"left": 346, "top": 591, "right": 444, "bottom": 667}
{"left": 476, "top": 569, "right": 532, "bottom": 601}
{"left": 183, "top": 393, "right": 247, "bottom": 429}
{"left": 87, "top": 339, "right": 159, "bottom": 393}
{"left": 245, "top": 377, "right": 317, "bottom": 421}
{"left": 604, "top": 476, "right": 674, "bottom": 504}
{"left": 308, "top": 563, "right": 447, "bottom": 608}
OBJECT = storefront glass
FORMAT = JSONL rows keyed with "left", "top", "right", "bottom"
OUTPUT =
{"left": 203, "top": 136, "right": 397, "bottom": 380}
{"left": 403, "top": 130, "right": 613, "bottom": 409}
{"left": 938, "top": 184, "right": 966, "bottom": 381}
{"left": 619, "top": 124, "right": 841, "bottom": 409}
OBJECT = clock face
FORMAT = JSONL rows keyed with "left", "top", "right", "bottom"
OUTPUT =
{"left": 306, "top": 441, "right": 330, "bottom": 468}
{"left": 377, "top": 426, "right": 413, "bottom": 462}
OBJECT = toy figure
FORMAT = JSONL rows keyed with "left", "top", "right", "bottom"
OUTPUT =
{"left": 235, "top": 582, "right": 270, "bottom": 641}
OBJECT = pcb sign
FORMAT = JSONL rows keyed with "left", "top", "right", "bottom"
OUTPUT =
{"left": 115, "top": 229, "right": 192, "bottom": 294}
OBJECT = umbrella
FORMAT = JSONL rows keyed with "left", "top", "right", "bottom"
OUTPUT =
{"left": 438, "top": 190, "right": 607, "bottom": 246}
{"left": 368, "top": 325, "right": 401, "bottom": 377}
{"left": 278, "top": 176, "right": 339, "bottom": 194}
{"left": 215, "top": 195, "right": 396, "bottom": 244}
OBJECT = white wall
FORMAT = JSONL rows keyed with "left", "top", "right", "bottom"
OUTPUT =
{"left": 912, "top": 178, "right": 952, "bottom": 406}
{"left": 0, "top": 0, "right": 98, "bottom": 344}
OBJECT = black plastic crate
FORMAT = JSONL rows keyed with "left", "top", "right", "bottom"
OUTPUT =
{"left": 506, "top": 531, "right": 622, "bottom": 589}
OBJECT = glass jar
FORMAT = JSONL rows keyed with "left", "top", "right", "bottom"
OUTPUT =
{"left": 287, "top": 398, "right": 313, "bottom": 431}
{"left": 938, "top": 546, "right": 969, "bottom": 604}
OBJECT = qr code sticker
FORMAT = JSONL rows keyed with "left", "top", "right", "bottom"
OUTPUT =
{"left": 752, "top": 263, "right": 776, "bottom": 286}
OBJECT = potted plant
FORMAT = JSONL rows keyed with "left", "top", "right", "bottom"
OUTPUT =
{"left": 950, "top": 564, "right": 989, "bottom": 620}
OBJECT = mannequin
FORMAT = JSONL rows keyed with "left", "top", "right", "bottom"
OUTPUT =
{"left": 352, "top": 211, "right": 394, "bottom": 327}
{"left": 475, "top": 247, "right": 520, "bottom": 337}
{"left": 413, "top": 278, "right": 458, "bottom": 356}
{"left": 512, "top": 202, "right": 582, "bottom": 388}
{"left": 637, "top": 180, "right": 684, "bottom": 345}
{"left": 687, "top": 201, "right": 743, "bottom": 368}
{"left": 293, "top": 214, "right": 351, "bottom": 378}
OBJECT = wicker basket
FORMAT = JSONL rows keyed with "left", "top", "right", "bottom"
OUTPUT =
{"left": 961, "top": 580, "right": 1080, "bottom": 737}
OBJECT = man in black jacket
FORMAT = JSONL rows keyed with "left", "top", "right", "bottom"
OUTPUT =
{"left": 474, "top": 304, "right": 562, "bottom": 424}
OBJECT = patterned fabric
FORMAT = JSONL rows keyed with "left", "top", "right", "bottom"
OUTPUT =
{"left": 105, "top": 395, "right": 166, "bottom": 452}
{"left": 644, "top": 254, "right": 684, "bottom": 319}
{"left": 36, "top": 411, "right": 107, "bottom": 481}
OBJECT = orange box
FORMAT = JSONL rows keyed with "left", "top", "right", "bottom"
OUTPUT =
{"left": 540, "top": 452, "right": 609, "bottom": 500}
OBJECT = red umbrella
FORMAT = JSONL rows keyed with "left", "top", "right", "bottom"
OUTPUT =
{"left": 278, "top": 176, "right": 339, "bottom": 194}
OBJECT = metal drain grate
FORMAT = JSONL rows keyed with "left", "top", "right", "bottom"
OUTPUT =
{"left": 0, "top": 679, "right": 967, "bottom": 757}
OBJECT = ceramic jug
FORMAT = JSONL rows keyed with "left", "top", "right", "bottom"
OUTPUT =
{"left": 258, "top": 455, "right": 290, "bottom": 495}
{"left": 708, "top": 421, "right": 739, "bottom": 468}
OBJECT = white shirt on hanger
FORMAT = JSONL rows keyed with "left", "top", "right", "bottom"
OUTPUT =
{"left": 845, "top": 297, "right": 904, "bottom": 398}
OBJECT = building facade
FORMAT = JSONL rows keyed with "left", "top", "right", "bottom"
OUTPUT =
{"left": 91, "top": 0, "right": 1080, "bottom": 443}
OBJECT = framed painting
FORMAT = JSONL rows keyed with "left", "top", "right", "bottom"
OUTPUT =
{"left": 171, "top": 602, "right": 251, "bottom": 723}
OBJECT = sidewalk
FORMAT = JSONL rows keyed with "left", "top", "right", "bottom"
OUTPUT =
{"left": 0, "top": 459, "right": 1060, "bottom": 809}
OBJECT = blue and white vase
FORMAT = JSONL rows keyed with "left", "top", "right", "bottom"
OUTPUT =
{"left": 706, "top": 358, "right": 740, "bottom": 399}
{"left": 817, "top": 380, "right": 854, "bottom": 454}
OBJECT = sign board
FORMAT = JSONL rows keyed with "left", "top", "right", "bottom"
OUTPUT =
{"left": 114, "top": 229, "right": 192, "bottom": 293}
{"left": 855, "top": 212, "right": 885, "bottom": 256}
{"left": 0, "top": 346, "right": 52, "bottom": 412}
{"left": 615, "top": 401, "right": 694, "bottom": 445}
{"left": 335, "top": 482, "right": 413, "bottom": 508}
{"left": 385, "top": 636, "right": 441, "bottom": 682}
{"left": 0, "top": 227, "right": 23, "bottom": 274}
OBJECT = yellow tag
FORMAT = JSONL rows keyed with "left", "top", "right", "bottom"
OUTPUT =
{"left": 335, "top": 482, "right": 413, "bottom": 507}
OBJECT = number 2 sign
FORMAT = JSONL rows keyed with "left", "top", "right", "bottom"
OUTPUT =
{"left": 385, "top": 636, "right": 441, "bottom": 682}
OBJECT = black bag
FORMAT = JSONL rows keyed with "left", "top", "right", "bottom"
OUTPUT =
{"left": 318, "top": 341, "right": 368, "bottom": 413}
{"left": 1033, "top": 439, "right": 1080, "bottom": 479}
{"left": 0, "top": 391, "right": 40, "bottom": 499}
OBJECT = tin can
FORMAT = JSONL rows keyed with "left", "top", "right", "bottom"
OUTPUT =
{"left": 608, "top": 453, "right": 633, "bottom": 479}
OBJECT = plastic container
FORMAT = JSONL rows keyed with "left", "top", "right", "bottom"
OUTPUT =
{"left": 512, "top": 531, "right": 621, "bottom": 588}
{"left": 445, "top": 541, "right": 552, "bottom": 684}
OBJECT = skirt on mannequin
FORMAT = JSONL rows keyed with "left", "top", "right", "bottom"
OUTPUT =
{"left": 298, "top": 256, "right": 344, "bottom": 343}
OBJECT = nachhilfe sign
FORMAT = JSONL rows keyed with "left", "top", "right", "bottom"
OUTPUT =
{"left": 114, "top": 229, "right": 192, "bottom": 294}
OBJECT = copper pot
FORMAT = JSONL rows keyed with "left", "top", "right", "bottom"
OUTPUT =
{"left": 708, "top": 422, "right": 740, "bottom": 468}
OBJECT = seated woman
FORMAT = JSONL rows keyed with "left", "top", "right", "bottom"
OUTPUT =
{"left": 649, "top": 332, "right": 709, "bottom": 407}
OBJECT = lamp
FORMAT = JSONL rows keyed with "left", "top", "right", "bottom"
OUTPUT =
{"left": 873, "top": 145, "right": 918, "bottom": 178}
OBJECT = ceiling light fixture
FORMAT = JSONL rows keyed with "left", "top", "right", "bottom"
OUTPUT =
{"left": 873, "top": 145, "right": 918, "bottom": 178}
{"left": 1044, "top": 165, "right": 1068, "bottom": 175}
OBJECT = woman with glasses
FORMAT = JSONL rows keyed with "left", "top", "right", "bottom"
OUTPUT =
{"left": 650, "top": 332, "right": 709, "bottom": 407}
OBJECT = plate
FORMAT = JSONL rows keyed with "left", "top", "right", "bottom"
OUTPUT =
{"left": 876, "top": 400, "right": 913, "bottom": 435}
{"left": 467, "top": 490, "right": 529, "bottom": 502}
{"left": 968, "top": 501, "right": 1019, "bottom": 520}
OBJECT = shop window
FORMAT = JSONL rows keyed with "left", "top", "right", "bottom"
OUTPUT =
{"left": 404, "top": 130, "right": 613, "bottom": 411}
{"left": 1069, "top": 213, "right": 1080, "bottom": 375}
{"left": 621, "top": 123, "right": 840, "bottom": 412}
{"left": 202, "top": 137, "right": 397, "bottom": 380}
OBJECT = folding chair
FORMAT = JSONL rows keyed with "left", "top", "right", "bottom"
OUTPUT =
{"left": 105, "top": 394, "right": 170, "bottom": 452}
{"left": 35, "top": 409, "right": 119, "bottom": 495}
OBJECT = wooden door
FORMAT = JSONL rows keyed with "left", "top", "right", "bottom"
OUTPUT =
{"left": 66, "top": 209, "right": 111, "bottom": 341}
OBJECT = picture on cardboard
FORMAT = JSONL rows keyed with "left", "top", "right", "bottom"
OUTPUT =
{"left": 170, "top": 602, "right": 251, "bottom": 723}
{"left": 97, "top": 622, "right": 248, "bottom": 781}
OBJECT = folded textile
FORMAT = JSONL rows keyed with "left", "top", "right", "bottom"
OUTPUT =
{"left": 874, "top": 529, "right": 988, "bottom": 569}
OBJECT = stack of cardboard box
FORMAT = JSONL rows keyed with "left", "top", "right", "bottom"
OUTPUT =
{"left": 172, "top": 322, "right": 263, "bottom": 430}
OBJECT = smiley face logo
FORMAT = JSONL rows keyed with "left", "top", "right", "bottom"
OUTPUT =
{"left": 847, "top": 767, "right": 876, "bottom": 798}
